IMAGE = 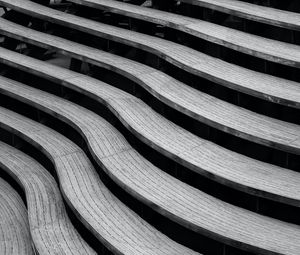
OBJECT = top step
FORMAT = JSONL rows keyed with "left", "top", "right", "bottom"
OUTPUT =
{"left": 179, "top": 0, "right": 300, "bottom": 31}
{"left": 1, "top": 48, "right": 300, "bottom": 209}
{"left": 1, "top": 0, "right": 300, "bottom": 109}
{"left": 62, "top": 0, "right": 300, "bottom": 67}
{"left": 1, "top": 19, "right": 299, "bottom": 156}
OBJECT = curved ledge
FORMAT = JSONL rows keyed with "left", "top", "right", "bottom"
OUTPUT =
{"left": 0, "top": 49, "right": 299, "bottom": 207}
{"left": 1, "top": 76, "right": 300, "bottom": 255}
{"left": 179, "top": 0, "right": 300, "bottom": 31}
{"left": 0, "top": 0, "right": 299, "bottom": 109}
{"left": 0, "top": 142, "right": 95, "bottom": 255}
{"left": 0, "top": 177, "right": 33, "bottom": 255}
{"left": 66, "top": 0, "right": 300, "bottom": 68}
{"left": 0, "top": 107, "right": 198, "bottom": 255}
{"left": 0, "top": 22, "right": 299, "bottom": 155}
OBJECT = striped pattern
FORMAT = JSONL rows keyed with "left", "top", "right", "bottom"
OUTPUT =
{"left": 0, "top": 0, "right": 298, "bottom": 254}
{"left": 0, "top": 142, "right": 95, "bottom": 255}
{"left": 2, "top": 76, "right": 300, "bottom": 255}
{"left": 64, "top": 0, "right": 300, "bottom": 67}
{"left": 0, "top": 0, "right": 299, "bottom": 109}
{"left": 0, "top": 49, "right": 299, "bottom": 207}
{"left": 0, "top": 177, "right": 33, "bottom": 255}
{"left": 179, "top": 0, "right": 300, "bottom": 31}
{"left": 0, "top": 20, "right": 299, "bottom": 155}
{"left": 0, "top": 106, "right": 198, "bottom": 255}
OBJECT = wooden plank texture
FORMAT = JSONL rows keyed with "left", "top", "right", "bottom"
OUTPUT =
{"left": 0, "top": 106, "right": 198, "bottom": 255}
{"left": 1, "top": 76, "right": 300, "bottom": 255}
{"left": 0, "top": 21, "right": 299, "bottom": 155}
{"left": 0, "top": 48, "right": 300, "bottom": 207}
{"left": 0, "top": 142, "right": 96, "bottom": 255}
{"left": 180, "top": 0, "right": 300, "bottom": 31}
{"left": 62, "top": 0, "right": 300, "bottom": 67}
{"left": 0, "top": 177, "right": 33, "bottom": 255}
{"left": 0, "top": 1, "right": 298, "bottom": 109}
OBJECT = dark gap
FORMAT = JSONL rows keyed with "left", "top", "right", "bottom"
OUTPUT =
{"left": 21, "top": 10, "right": 300, "bottom": 123}
{"left": 104, "top": 13, "right": 300, "bottom": 84}
{"left": 176, "top": 4, "right": 300, "bottom": 45}
{"left": 0, "top": 115, "right": 112, "bottom": 255}
{"left": 67, "top": 2, "right": 300, "bottom": 83}
{"left": 1, "top": 71, "right": 300, "bottom": 226}
{"left": 3, "top": 52, "right": 299, "bottom": 171}
{"left": 1, "top": 38, "right": 299, "bottom": 167}
{"left": 0, "top": 131, "right": 27, "bottom": 204}
{"left": 235, "top": 0, "right": 300, "bottom": 12}
{"left": 0, "top": 125, "right": 59, "bottom": 184}
{"left": 149, "top": 0, "right": 300, "bottom": 13}
{"left": 0, "top": 82, "right": 260, "bottom": 255}
{"left": 0, "top": 164, "right": 27, "bottom": 205}
{"left": 4, "top": 2, "right": 300, "bottom": 84}
{"left": 2, "top": 11, "right": 299, "bottom": 126}
{"left": 91, "top": 64, "right": 300, "bottom": 171}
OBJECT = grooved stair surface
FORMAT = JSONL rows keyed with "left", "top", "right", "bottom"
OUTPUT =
{"left": 0, "top": 49, "right": 299, "bottom": 206}
{"left": 0, "top": 177, "right": 33, "bottom": 255}
{"left": 0, "top": 106, "right": 198, "bottom": 255}
{"left": 0, "top": 0, "right": 299, "bottom": 109}
{"left": 1, "top": 76, "right": 300, "bottom": 254}
{"left": 0, "top": 21, "right": 299, "bottom": 154}
{"left": 179, "top": 0, "right": 300, "bottom": 30}
{"left": 65, "top": 0, "right": 300, "bottom": 67}
{"left": 0, "top": 142, "right": 96, "bottom": 255}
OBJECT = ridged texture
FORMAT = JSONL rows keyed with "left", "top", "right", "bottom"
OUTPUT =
{"left": 0, "top": 177, "right": 33, "bottom": 255}
{"left": 179, "top": 0, "right": 300, "bottom": 30}
{"left": 0, "top": 142, "right": 95, "bottom": 255}
{"left": 0, "top": 106, "right": 198, "bottom": 255}
{"left": 0, "top": 50, "right": 299, "bottom": 207}
{"left": 65, "top": 0, "right": 300, "bottom": 67}
{"left": 1, "top": 76, "right": 300, "bottom": 255}
{"left": 0, "top": 0, "right": 299, "bottom": 109}
{"left": 0, "top": 21, "right": 299, "bottom": 154}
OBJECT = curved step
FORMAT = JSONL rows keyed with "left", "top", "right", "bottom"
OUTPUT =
{"left": 179, "top": 0, "right": 300, "bottom": 31}
{"left": 0, "top": 107, "right": 198, "bottom": 255}
{"left": 64, "top": 0, "right": 300, "bottom": 67}
{"left": 1, "top": 75, "right": 300, "bottom": 255}
{"left": 0, "top": 48, "right": 299, "bottom": 207}
{"left": 0, "top": 142, "right": 96, "bottom": 255}
{"left": 0, "top": 177, "right": 33, "bottom": 255}
{"left": 0, "top": 0, "right": 299, "bottom": 109}
{"left": 0, "top": 21, "right": 299, "bottom": 155}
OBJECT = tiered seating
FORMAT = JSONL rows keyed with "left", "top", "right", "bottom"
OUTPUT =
{"left": 0, "top": 141, "right": 96, "bottom": 255}
{"left": 179, "top": 0, "right": 300, "bottom": 30}
{"left": 0, "top": 177, "right": 33, "bottom": 255}
{"left": 0, "top": 0, "right": 299, "bottom": 254}
{"left": 1, "top": 19, "right": 300, "bottom": 156}
{"left": 0, "top": 106, "right": 198, "bottom": 255}
{"left": 1, "top": 48, "right": 300, "bottom": 207}
{"left": 1, "top": 0, "right": 300, "bottom": 110}
{"left": 2, "top": 74, "right": 300, "bottom": 255}
{"left": 63, "top": 0, "right": 300, "bottom": 67}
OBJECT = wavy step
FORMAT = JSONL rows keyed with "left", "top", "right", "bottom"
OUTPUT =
{"left": 178, "top": 0, "right": 300, "bottom": 31}
{"left": 1, "top": 0, "right": 299, "bottom": 109}
{"left": 64, "top": 0, "right": 300, "bottom": 67}
{"left": 0, "top": 21, "right": 299, "bottom": 155}
{"left": 0, "top": 141, "right": 96, "bottom": 255}
{"left": 0, "top": 48, "right": 299, "bottom": 207}
{"left": 0, "top": 106, "right": 198, "bottom": 255}
{"left": 2, "top": 74, "right": 300, "bottom": 255}
{"left": 0, "top": 177, "right": 33, "bottom": 255}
